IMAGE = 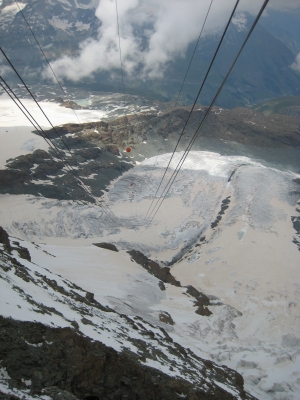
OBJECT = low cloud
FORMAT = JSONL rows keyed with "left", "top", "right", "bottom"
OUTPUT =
{"left": 43, "top": 0, "right": 287, "bottom": 82}
{"left": 291, "top": 53, "right": 300, "bottom": 74}
{"left": 0, "top": 53, "right": 13, "bottom": 78}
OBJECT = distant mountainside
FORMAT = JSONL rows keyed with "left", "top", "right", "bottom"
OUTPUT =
{"left": 0, "top": 0, "right": 101, "bottom": 68}
{"left": 156, "top": 11, "right": 300, "bottom": 108}
{"left": 1, "top": 147, "right": 299, "bottom": 399}
{"left": 0, "top": 2, "right": 300, "bottom": 107}
{"left": 0, "top": 227, "right": 255, "bottom": 400}
{"left": 1, "top": 104, "right": 299, "bottom": 202}
{"left": 252, "top": 95, "right": 300, "bottom": 117}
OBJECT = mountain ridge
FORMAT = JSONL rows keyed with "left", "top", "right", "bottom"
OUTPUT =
{"left": 0, "top": 226, "right": 255, "bottom": 400}
{"left": 1, "top": 1, "right": 300, "bottom": 107}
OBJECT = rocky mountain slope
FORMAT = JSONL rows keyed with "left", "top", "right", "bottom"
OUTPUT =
{"left": 1, "top": 147, "right": 299, "bottom": 400}
{"left": 0, "top": 227, "right": 255, "bottom": 400}
{"left": 0, "top": 104, "right": 299, "bottom": 202}
{"left": 0, "top": 0, "right": 100, "bottom": 66}
{"left": 1, "top": 1, "right": 300, "bottom": 107}
{"left": 252, "top": 96, "right": 300, "bottom": 117}
{"left": 0, "top": 54, "right": 299, "bottom": 399}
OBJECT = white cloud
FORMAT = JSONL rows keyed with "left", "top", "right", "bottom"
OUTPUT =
{"left": 0, "top": 53, "right": 12, "bottom": 77}
{"left": 43, "top": 0, "right": 289, "bottom": 82}
{"left": 291, "top": 53, "right": 300, "bottom": 74}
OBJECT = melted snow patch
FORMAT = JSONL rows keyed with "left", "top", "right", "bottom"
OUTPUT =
{"left": 48, "top": 16, "right": 72, "bottom": 31}
{"left": 0, "top": 3, "right": 26, "bottom": 26}
{"left": 232, "top": 12, "right": 247, "bottom": 32}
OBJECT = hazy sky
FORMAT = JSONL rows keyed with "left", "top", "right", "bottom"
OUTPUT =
{"left": 44, "top": 0, "right": 300, "bottom": 82}
{"left": 270, "top": 0, "right": 300, "bottom": 10}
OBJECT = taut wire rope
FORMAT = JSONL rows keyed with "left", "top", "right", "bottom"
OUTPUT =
{"left": 0, "top": 75, "right": 117, "bottom": 223}
{"left": 14, "top": 0, "right": 82, "bottom": 126}
{"left": 144, "top": 0, "right": 241, "bottom": 222}
{"left": 145, "top": 0, "right": 270, "bottom": 228}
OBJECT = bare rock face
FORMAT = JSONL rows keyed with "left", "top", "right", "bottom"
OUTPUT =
{"left": 0, "top": 226, "right": 30, "bottom": 261}
{"left": 126, "top": 250, "right": 235, "bottom": 317}
{"left": 105, "top": 144, "right": 120, "bottom": 156}
{"left": 0, "top": 105, "right": 299, "bottom": 203}
{"left": 0, "top": 227, "right": 256, "bottom": 400}
{"left": 93, "top": 242, "right": 119, "bottom": 252}
{"left": 185, "top": 286, "right": 213, "bottom": 317}
{"left": 0, "top": 316, "right": 255, "bottom": 400}
{"left": 39, "top": 105, "right": 300, "bottom": 152}
{"left": 127, "top": 249, "right": 181, "bottom": 287}
{"left": 0, "top": 226, "right": 11, "bottom": 253}
{"left": 159, "top": 311, "right": 175, "bottom": 325}
{"left": 0, "top": 145, "right": 131, "bottom": 201}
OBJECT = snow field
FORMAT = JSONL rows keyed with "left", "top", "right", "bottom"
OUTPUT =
{"left": 0, "top": 148, "right": 299, "bottom": 399}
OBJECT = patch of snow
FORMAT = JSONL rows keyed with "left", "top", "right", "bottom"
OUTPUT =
{"left": 0, "top": 126, "right": 49, "bottom": 169}
{"left": 21, "top": 379, "right": 32, "bottom": 387}
{"left": 0, "top": 149, "right": 299, "bottom": 400}
{"left": 74, "top": 21, "right": 91, "bottom": 31}
{"left": 30, "top": 179, "right": 54, "bottom": 185}
{"left": 0, "top": 367, "right": 10, "bottom": 380}
{"left": 215, "top": 381, "right": 241, "bottom": 398}
{"left": 232, "top": 12, "right": 247, "bottom": 32}
{"left": 0, "top": 3, "right": 26, "bottom": 27}
{"left": 48, "top": 16, "right": 72, "bottom": 31}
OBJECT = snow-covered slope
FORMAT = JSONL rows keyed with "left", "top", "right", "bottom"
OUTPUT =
{"left": 0, "top": 229, "right": 253, "bottom": 399}
{"left": 0, "top": 95, "right": 106, "bottom": 168}
{"left": 0, "top": 150, "right": 299, "bottom": 400}
{"left": 107, "top": 151, "right": 300, "bottom": 400}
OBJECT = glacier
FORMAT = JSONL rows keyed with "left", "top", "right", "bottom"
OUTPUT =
{"left": 1, "top": 149, "right": 299, "bottom": 399}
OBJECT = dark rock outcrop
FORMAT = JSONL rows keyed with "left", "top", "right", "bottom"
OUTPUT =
{"left": 0, "top": 144, "right": 131, "bottom": 201}
{"left": 93, "top": 243, "right": 119, "bottom": 252}
{"left": 1, "top": 105, "right": 299, "bottom": 203}
{"left": 0, "top": 227, "right": 255, "bottom": 400}
{"left": 0, "top": 226, "right": 11, "bottom": 253}
{"left": 185, "top": 285, "right": 212, "bottom": 317}
{"left": 0, "top": 227, "right": 30, "bottom": 261}
{"left": 159, "top": 311, "right": 175, "bottom": 325}
{"left": 0, "top": 316, "right": 256, "bottom": 400}
{"left": 43, "top": 106, "right": 300, "bottom": 150}
{"left": 127, "top": 249, "right": 181, "bottom": 287}
{"left": 292, "top": 201, "right": 300, "bottom": 251}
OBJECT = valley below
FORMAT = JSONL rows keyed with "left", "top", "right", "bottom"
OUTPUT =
{"left": 0, "top": 91, "right": 300, "bottom": 400}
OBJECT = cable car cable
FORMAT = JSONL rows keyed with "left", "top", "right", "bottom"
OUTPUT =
{"left": 142, "top": 0, "right": 214, "bottom": 207}
{"left": 0, "top": 48, "right": 117, "bottom": 220}
{"left": 0, "top": 78, "right": 92, "bottom": 207}
{"left": 0, "top": 77, "right": 113, "bottom": 213}
{"left": 0, "top": 77, "right": 72, "bottom": 165}
{"left": 145, "top": 0, "right": 270, "bottom": 228}
{"left": 145, "top": 0, "right": 240, "bottom": 219}
{"left": 144, "top": 0, "right": 240, "bottom": 221}
{"left": 173, "top": 0, "right": 214, "bottom": 111}
{"left": 0, "top": 77, "right": 117, "bottom": 223}
{"left": 12, "top": 0, "right": 118, "bottom": 219}
{"left": 0, "top": 47, "right": 80, "bottom": 167}
{"left": 115, "top": 0, "right": 140, "bottom": 225}
{"left": 115, "top": 0, "right": 126, "bottom": 107}
{"left": 14, "top": 0, "right": 82, "bottom": 125}
{"left": 0, "top": 80, "right": 92, "bottom": 205}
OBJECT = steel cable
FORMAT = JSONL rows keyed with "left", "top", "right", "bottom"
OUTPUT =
{"left": 145, "top": 0, "right": 270, "bottom": 228}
